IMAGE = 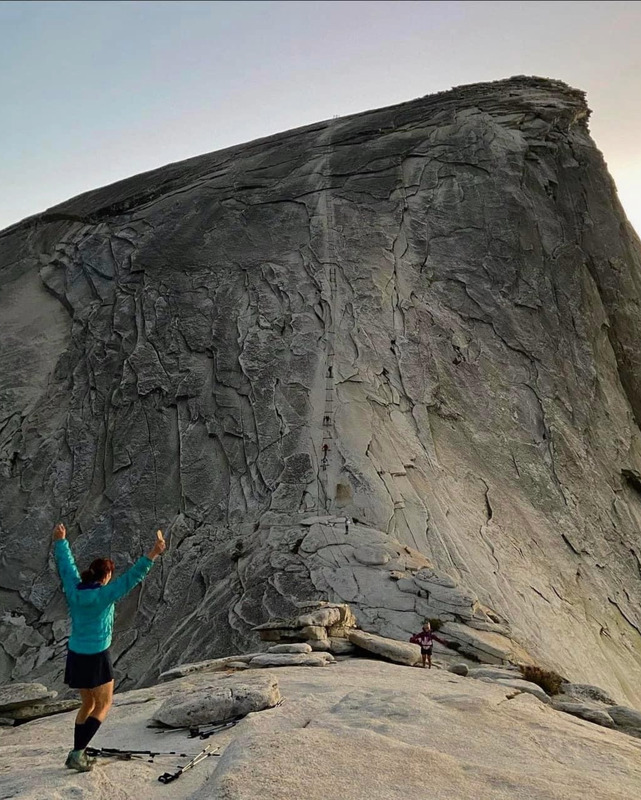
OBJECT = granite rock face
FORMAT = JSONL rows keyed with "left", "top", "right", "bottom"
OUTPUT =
{"left": 1, "top": 76, "right": 641, "bottom": 704}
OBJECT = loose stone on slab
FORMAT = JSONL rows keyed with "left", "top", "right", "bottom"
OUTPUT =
{"left": 607, "top": 706, "right": 641, "bottom": 738}
{"left": 158, "top": 654, "right": 262, "bottom": 682}
{"left": 249, "top": 653, "right": 334, "bottom": 668}
{"left": 348, "top": 631, "right": 421, "bottom": 667}
{"left": 267, "top": 644, "right": 313, "bottom": 654}
{"left": 153, "top": 674, "right": 281, "bottom": 727}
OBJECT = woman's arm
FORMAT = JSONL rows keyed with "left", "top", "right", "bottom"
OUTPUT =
{"left": 101, "top": 530, "right": 166, "bottom": 604}
{"left": 146, "top": 529, "right": 166, "bottom": 562}
{"left": 52, "top": 523, "right": 81, "bottom": 596}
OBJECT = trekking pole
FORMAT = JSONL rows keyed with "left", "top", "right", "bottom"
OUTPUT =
{"left": 149, "top": 716, "right": 242, "bottom": 737}
{"left": 188, "top": 698, "right": 285, "bottom": 738}
{"left": 86, "top": 746, "right": 195, "bottom": 762}
{"left": 189, "top": 717, "right": 242, "bottom": 739}
{"left": 157, "top": 744, "right": 218, "bottom": 784}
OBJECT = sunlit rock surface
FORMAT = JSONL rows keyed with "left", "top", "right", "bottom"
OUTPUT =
{"left": 2, "top": 660, "right": 641, "bottom": 799}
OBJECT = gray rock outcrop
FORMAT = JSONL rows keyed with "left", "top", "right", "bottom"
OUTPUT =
{"left": 348, "top": 630, "right": 421, "bottom": 666}
{"left": 152, "top": 674, "right": 280, "bottom": 727}
{"left": 1, "top": 76, "right": 641, "bottom": 706}
{"left": 9, "top": 698, "right": 81, "bottom": 722}
{"left": 559, "top": 683, "right": 617, "bottom": 706}
{"left": 606, "top": 705, "right": 641, "bottom": 739}
{"left": 552, "top": 699, "right": 615, "bottom": 728}
{"left": 158, "top": 654, "right": 262, "bottom": 682}
{"left": 267, "top": 643, "right": 313, "bottom": 654}
{"left": 248, "top": 652, "right": 334, "bottom": 668}
{"left": 0, "top": 684, "right": 56, "bottom": 713}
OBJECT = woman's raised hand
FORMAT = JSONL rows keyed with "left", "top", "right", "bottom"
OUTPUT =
{"left": 52, "top": 523, "right": 66, "bottom": 541}
{"left": 148, "top": 529, "right": 166, "bottom": 560}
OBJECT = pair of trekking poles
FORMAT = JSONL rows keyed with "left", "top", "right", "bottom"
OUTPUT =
{"left": 86, "top": 743, "right": 219, "bottom": 783}
{"left": 92, "top": 700, "right": 284, "bottom": 783}
{"left": 87, "top": 713, "right": 247, "bottom": 782}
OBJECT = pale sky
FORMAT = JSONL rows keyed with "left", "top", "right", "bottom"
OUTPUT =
{"left": 1, "top": 0, "right": 640, "bottom": 234}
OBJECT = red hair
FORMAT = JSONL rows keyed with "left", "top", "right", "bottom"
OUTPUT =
{"left": 80, "top": 558, "right": 115, "bottom": 584}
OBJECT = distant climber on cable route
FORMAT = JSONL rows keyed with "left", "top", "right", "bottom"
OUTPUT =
{"left": 52, "top": 522, "right": 166, "bottom": 772}
{"left": 410, "top": 620, "right": 446, "bottom": 669}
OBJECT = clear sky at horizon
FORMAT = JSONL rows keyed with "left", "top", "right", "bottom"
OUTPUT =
{"left": 1, "top": 0, "right": 641, "bottom": 233}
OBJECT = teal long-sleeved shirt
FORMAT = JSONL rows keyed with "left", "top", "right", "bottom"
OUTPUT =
{"left": 54, "top": 539, "right": 154, "bottom": 654}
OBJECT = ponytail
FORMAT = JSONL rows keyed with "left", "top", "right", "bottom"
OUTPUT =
{"left": 80, "top": 566, "right": 96, "bottom": 583}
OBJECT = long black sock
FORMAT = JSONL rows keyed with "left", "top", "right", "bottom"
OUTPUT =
{"left": 76, "top": 716, "right": 102, "bottom": 750}
{"left": 73, "top": 722, "right": 86, "bottom": 751}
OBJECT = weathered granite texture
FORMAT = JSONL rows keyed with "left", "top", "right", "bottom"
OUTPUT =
{"left": 1, "top": 76, "right": 641, "bottom": 704}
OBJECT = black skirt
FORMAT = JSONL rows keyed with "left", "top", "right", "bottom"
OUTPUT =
{"left": 64, "top": 648, "right": 114, "bottom": 689}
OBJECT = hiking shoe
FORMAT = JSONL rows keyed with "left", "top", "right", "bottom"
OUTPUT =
{"left": 65, "top": 749, "right": 95, "bottom": 772}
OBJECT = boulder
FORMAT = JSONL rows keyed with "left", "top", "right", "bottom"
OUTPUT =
{"left": 225, "top": 662, "right": 250, "bottom": 670}
{"left": 298, "top": 608, "right": 341, "bottom": 628}
{"left": 249, "top": 653, "right": 334, "bottom": 668}
{"left": 295, "top": 602, "right": 357, "bottom": 629}
{"left": 0, "top": 683, "right": 56, "bottom": 713}
{"left": 153, "top": 674, "right": 280, "bottom": 727}
{"left": 301, "top": 626, "right": 329, "bottom": 641}
{"left": 307, "top": 639, "right": 331, "bottom": 652}
{"left": 448, "top": 663, "right": 469, "bottom": 676}
{"left": 348, "top": 631, "right": 421, "bottom": 667}
{"left": 607, "top": 706, "right": 641, "bottom": 738}
{"left": 353, "top": 546, "right": 391, "bottom": 566}
{"left": 329, "top": 638, "right": 357, "bottom": 656}
{"left": 559, "top": 683, "right": 617, "bottom": 706}
{"left": 327, "top": 625, "right": 353, "bottom": 639}
{"left": 267, "top": 644, "right": 313, "bottom": 654}
{"left": 552, "top": 699, "right": 615, "bottom": 728}
{"left": 9, "top": 698, "right": 81, "bottom": 721}
{"left": 158, "top": 654, "right": 262, "bottom": 682}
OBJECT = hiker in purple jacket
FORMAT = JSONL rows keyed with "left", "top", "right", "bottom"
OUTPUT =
{"left": 410, "top": 621, "right": 445, "bottom": 669}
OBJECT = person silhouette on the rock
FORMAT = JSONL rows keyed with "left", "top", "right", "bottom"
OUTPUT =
{"left": 52, "top": 522, "right": 165, "bottom": 772}
{"left": 410, "top": 621, "right": 445, "bottom": 669}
